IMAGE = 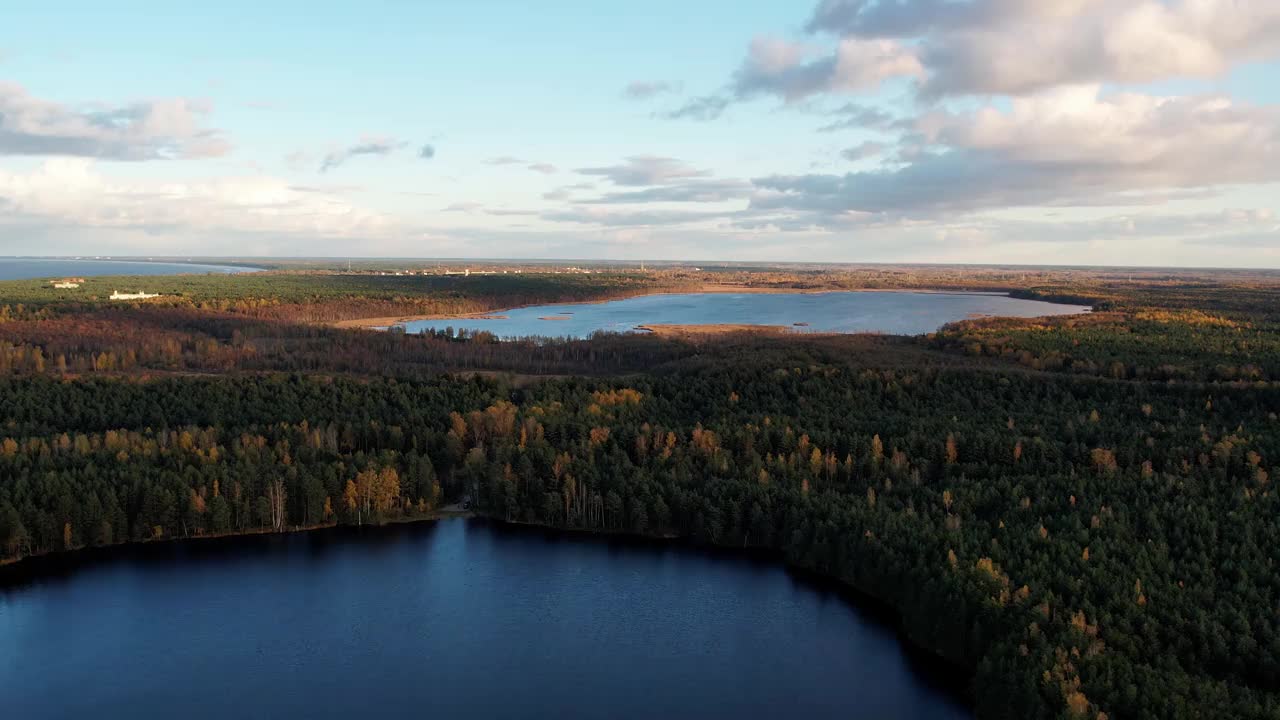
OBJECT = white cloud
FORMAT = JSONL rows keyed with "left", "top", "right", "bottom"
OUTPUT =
{"left": 319, "top": 137, "right": 407, "bottom": 172}
{"left": 0, "top": 158, "right": 396, "bottom": 242}
{"left": 663, "top": 95, "right": 733, "bottom": 121}
{"left": 841, "top": 141, "right": 887, "bottom": 161}
{"left": 729, "top": 204, "right": 1280, "bottom": 265}
{"left": 931, "top": 86, "right": 1276, "bottom": 172}
{"left": 624, "top": 81, "right": 676, "bottom": 99}
{"left": 732, "top": 36, "right": 923, "bottom": 101}
{"left": 581, "top": 179, "right": 753, "bottom": 204}
{"left": 0, "top": 81, "right": 229, "bottom": 160}
{"left": 805, "top": 0, "right": 1280, "bottom": 96}
{"left": 817, "top": 102, "right": 900, "bottom": 132}
{"left": 577, "top": 156, "right": 711, "bottom": 186}
{"left": 2, "top": 159, "right": 1270, "bottom": 265}
{"left": 487, "top": 157, "right": 558, "bottom": 174}
{"left": 753, "top": 86, "right": 1280, "bottom": 215}
{"left": 543, "top": 206, "right": 727, "bottom": 227}
{"left": 664, "top": 34, "right": 923, "bottom": 116}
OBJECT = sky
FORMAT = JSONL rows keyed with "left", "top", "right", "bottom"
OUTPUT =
{"left": 1, "top": 0, "right": 1279, "bottom": 267}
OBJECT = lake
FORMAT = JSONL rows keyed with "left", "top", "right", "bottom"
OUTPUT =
{"left": 0, "top": 519, "right": 971, "bottom": 720}
{"left": 0, "top": 258, "right": 258, "bottom": 281}
{"left": 401, "top": 291, "right": 1090, "bottom": 338}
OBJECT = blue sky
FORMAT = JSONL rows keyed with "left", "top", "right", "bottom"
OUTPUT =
{"left": 1, "top": 0, "right": 1278, "bottom": 266}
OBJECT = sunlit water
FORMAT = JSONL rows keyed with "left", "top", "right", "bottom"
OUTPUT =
{"left": 400, "top": 291, "right": 1089, "bottom": 339}
{"left": 0, "top": 258, "right": 257, "bottom": 280}
{"left": 1, "top": 519, "right": 972, "bottom": 720}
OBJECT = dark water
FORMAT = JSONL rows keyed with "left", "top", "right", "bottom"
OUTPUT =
{"left": 401, "top": 291, "right": 1089, "bottom": 338}
{"left": 0, "top": 258, "right": 257, "bottom": 280}
{"left": 1, "top": 519, "right": 971, "bottom": 720}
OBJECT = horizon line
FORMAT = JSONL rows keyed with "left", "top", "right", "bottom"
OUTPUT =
{"left": 3, "top": 256, "right": 1279, "bottom": 273}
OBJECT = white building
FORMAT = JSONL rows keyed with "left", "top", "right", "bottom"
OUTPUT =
{"left": 110, "top": 291, "right": 161, "bottom": 300}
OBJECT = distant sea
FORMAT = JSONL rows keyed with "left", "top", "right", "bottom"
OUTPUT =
{"left": 0, "top": 258, "right": 260, "bottom": 281}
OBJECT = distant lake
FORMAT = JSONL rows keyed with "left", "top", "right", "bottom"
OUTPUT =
{"left": 401, "top": 291, "right": 1090, "bottom": 338}
{"left": 0, "top": 519, "right": 971, "bottom": 720}
{"left": 0, "top": 258, "right": 258, "bottom": 281}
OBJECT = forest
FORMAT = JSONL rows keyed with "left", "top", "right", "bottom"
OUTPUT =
{"left": 0, "top": 270, "right": 681, "bottom": 322}
{"left": 1, "top": 265, "right": 1278, "bottom": 720}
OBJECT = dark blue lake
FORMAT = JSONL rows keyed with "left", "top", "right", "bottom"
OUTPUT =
{"left": 400, "top": 291, "right": 1089, "bottom": 339}
{"left": 0, "top": 258, "right": 257, "bottom": 281}
{"left": 1, "top": 519, "right": 972, "bottom": 719}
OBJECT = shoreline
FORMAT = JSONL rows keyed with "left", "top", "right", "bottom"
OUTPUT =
{"left": 0, "top": 508, "right": 475, "bottom": 569}
{"left": 636, "top": 322, "right": 796, "bottom": 337}
{"left": 329, "top": 285, "right": 1090, "bottom": 331}
{"left": 331, "top": 311, "right": 512, "bottom": 329}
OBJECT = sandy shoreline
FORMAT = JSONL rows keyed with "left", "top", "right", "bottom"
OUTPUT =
{"left": 636, "top": 323, "right": 796, "bottom": 337}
